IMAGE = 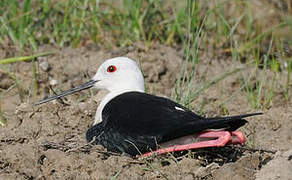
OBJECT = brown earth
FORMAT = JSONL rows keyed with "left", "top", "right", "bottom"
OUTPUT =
{"left": 0, "top": 43, "right": 292, "bottom": 179}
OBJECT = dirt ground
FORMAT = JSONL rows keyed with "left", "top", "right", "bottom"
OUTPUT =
{"left": 1, "top": 43, "right": 292, "bottom": 179}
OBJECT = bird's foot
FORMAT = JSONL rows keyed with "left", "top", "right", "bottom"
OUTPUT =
{"left": 229, "top": 131, "right": 245, "bottom": 145}
{"left": 141, "top": 130, "right": 245, "bottom": 157}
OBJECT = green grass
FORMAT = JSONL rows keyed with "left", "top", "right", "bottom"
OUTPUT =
{"left": 0, "top": 0, "right": 292, "bottom": 116}
{"left": 0, "top": 51, "right": 55, "bottom": 64}
{"left": 0, "top": 104, "right": 5, "bottom": 127}
{"left": 286, "top": 58, "right": 292, "bottom": 100}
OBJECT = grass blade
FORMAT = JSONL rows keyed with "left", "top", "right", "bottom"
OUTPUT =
{"left": 237, "top": 22, "right": 287, "bottom": 54}
{"left": 0, "top": 104, "right": 5, "bottom": 127}
{"left": 185, "top": 67, "right": 244, "bottom": 106}
{"left": 286, "top": 59, "right": 292, "bottom": 100}
{"left": 0, "top": 51, "right": 55, "bottom": 64}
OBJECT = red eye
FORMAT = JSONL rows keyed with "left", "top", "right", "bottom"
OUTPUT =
{"left": 107, "top": 65, "right": 117, "bottom": 73}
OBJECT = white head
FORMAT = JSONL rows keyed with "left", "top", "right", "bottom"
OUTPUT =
{"left": 93, "top": 57, "right": 145, "bottom": 92}
{"left": 34, "top": 57, "right": 145, "bottom": 106}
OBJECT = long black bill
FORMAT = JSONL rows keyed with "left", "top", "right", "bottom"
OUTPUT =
{"left": 34, "top": 80, "right": 98, "bottom": 106}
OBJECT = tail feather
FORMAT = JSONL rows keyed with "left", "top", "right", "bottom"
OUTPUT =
{"left": 204, "top": 112, "right": 263, "bottom": 131}
{"left": 206, "top": 112, "right": 263, "bottom": 121}
{"left": 162, "top": 113, "right": 262, "bottom": 142}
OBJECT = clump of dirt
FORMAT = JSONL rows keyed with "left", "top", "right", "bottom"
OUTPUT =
{"left": 0, "top": 43, "right": 291, "bottom": 179}
{"left": 255, "top": 149, "right": 292, "bottom": 180}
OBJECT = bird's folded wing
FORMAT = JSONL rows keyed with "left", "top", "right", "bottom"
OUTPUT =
{"left": 102, "top": 91, "right": 204, "bottom": 142}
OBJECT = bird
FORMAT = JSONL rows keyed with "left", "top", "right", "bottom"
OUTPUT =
{"left": 34, "top": 57, "right": 262, "bottom": 157}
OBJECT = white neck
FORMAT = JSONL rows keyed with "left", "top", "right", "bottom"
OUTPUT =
{"left": 93, "top": 87, "right": 145, "bottom": 125}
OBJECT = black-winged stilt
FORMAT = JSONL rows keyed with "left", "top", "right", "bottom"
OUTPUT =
{"left": 35, "top": 57, "right": 262, "bottom": 157}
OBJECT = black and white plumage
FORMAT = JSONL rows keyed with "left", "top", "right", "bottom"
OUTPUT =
{"left": 35, "top": 57, "right": 262, "bottom": 157}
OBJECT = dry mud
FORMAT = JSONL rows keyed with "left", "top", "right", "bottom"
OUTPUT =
{"left": 1, "top": 43, "right": 292, "bottom": 179}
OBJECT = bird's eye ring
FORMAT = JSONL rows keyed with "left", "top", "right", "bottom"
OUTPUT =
{"left": 107, "top": 65, "right": 117, "bottom": 73}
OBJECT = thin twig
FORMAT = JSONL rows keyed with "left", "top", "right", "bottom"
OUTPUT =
{"left": 49, "top": 85, "right": 69, "bottom": 106}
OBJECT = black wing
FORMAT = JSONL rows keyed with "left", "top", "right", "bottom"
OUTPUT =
{"left": 102, "top": 92, "right": 203, "bottom": 139}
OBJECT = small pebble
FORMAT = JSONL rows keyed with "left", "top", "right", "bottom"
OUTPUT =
{"left": 39, "top": 61, "right": 50, "bottom": 72}
{"left": 49, "top": 78, "right": 57, "bottom": 86}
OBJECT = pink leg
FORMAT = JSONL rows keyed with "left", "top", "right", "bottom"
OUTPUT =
{"left": 141, "top": 131, "right": 231, "bottom": 157}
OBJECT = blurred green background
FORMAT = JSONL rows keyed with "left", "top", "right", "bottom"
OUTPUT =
{"left": 1, "top": 0, "right": 292, "bottom": 125}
